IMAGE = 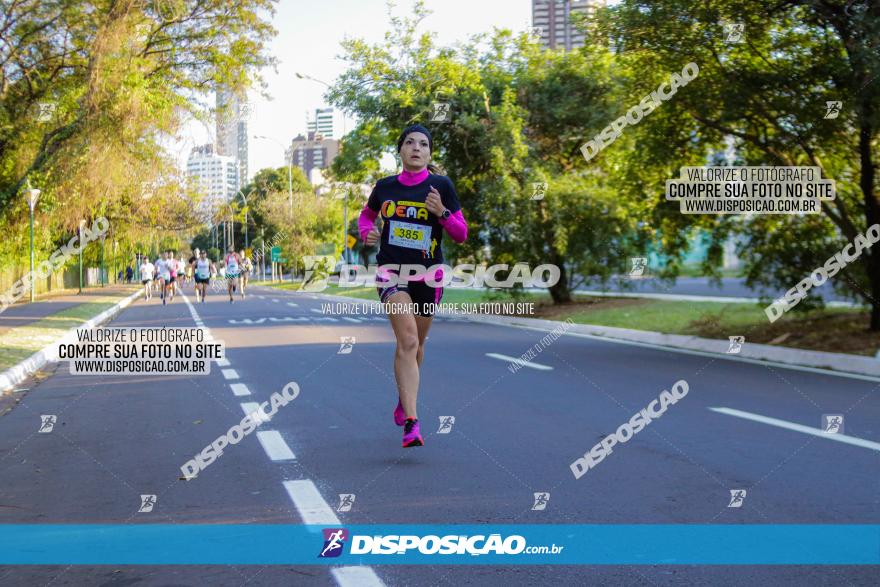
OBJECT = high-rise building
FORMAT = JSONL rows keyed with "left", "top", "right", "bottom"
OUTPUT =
{"left": 306, "top": 107, "right": 336, "bottom": 139}
{"left": 532, "top": 0, "right": 603, "bottom": 51}
{"left": 215, "top": 88, "right": 249, "bottom": 185}
{"left": 287, "top": 131, "right": 339, "bottom": 184}
{"left": 186, "top": 144, "right": 239, "bottom": 221}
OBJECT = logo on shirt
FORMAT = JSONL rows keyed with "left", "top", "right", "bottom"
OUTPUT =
{"left": 381, "top": 199, "right": 429, "bottom": 221}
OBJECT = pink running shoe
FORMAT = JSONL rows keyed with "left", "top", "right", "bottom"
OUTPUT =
{"left": 393, "top": 399, "right": 406, "bottom": 426}
{"left": 402, "top": 418, "right": 424, "bottom": 448}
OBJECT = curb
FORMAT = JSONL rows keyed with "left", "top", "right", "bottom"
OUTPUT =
{"left": 304, "top": 290, "right": 880, "bottom": 380}
{"left": 0, "top": 289, "right": 141, "bottom": 392}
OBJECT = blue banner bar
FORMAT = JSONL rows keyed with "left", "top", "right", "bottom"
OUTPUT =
{"left": 0, "top": 525, "right": 877, "bottom": 565}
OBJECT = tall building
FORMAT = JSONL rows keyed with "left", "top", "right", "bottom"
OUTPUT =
{"left": 287, "top": 131, "right": 340, "bottom": 184}
{"left": 306, "top": 107, "right": 336, "bottom": 139}
{"left": 215, "top": 88, "right": 249, "bottom": 185}
{"left": 186, "top": 144, "right": 239, "bottom": 221}
{"left": 532, "top": 0, "right": 603, "bottom": 51}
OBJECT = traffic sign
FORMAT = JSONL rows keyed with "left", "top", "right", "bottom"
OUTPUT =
{"left": 270, "top": 246, "right": 281, "bottom": 262}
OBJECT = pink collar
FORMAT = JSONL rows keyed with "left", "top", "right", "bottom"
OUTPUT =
{"left": 398, "top": 167, "right": 429, "bottom": 186}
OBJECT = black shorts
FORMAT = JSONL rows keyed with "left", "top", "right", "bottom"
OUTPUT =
{"left": 376, "top": 275, "right": 443, "bottom": 317}
{"left": 195, "top": 276, "right": 210, "bottom": 284}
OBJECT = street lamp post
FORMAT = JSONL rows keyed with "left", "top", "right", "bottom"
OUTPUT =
{"left": 100, "top": 233, "right": 105, "bottom": 287}
{"left": 78, "top": 219, "right": 86, "bottom": 294}
{"left": 237, "top": 190, "right": 252, "bottom": 249}
{"left": 294, "top": 73, "right": 348, "bottom": 136}
{"left": 26, "top": 181, "right": 41, "bottom": 303}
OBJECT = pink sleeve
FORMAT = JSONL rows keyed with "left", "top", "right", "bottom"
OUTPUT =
{"left": 440, "top": 210, "right": 468, "bottom": 243}
{"left": 358, "top": 206, "right": 378, "bottom": 242}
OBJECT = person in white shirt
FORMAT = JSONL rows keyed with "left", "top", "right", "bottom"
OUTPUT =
{"left": 155, "top": 251, "right": 173, "bottom": 305}
{"left": 193, "top": 250, "right": 215, "bottom": 303}
{"left": 239, "top": 249, "right": 253, "bottom": 299}
{"left": 223, "top": 246, "right": 241, "bottom": 303}
{"left": 139, "top": 258, "right": 155, "bottom": 301}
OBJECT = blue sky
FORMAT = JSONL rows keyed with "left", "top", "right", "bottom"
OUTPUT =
{"left": 184, "top": 0, "right": 532, "bottom": 177}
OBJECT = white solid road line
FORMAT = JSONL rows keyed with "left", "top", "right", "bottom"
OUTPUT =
{"left": 331, "top": 567, "right": 386, "bottom": 587}
{"left": 485, "top": 352, "right": 553, "bottom": 371}
{"left": 221, "top": 369, "right": 239, "bottom": 380}
{"left": 229, "top": 383, "right": 251, "bottom": 396}
{"left": 256, "top": 430, "right": 296, "bottom": 461}
{"left": 709, "top": 407, "right": 880, "bottom": 451}
{"left": 506, "top": 324, "right": 880, "bottom": 383}
{"left": 240, "top": 402, "right": 271, "bottom": 423}
{"left": 283, "top": 480, "right": 340, "bottom": 524}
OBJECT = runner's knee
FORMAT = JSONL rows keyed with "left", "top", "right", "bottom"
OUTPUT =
{"left": 396, "top": 331, "right": 419, "bottom": 355}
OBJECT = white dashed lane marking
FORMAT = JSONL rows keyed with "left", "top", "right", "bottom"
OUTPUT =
{"left": 229, "top": 383, "right": 251, "bottom": 396}
{"left": 710, "top": 407, "right": 880, "bottom": 451}
{"left": 256, "top": 430, "right": 296, "bottom": 461}
{"left": 240, "top": 402, "right": 271, "bottom": 424}
{"left": 283, "top": 480, "right": 340, "bottom": 524}
{"left": 485, "top": 353, "right": 553, "bottom": 371}
{"left": 331, "top": 567, "right": 385, "bottom": 587}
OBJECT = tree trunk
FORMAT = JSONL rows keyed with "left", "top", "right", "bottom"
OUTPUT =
{"left": 548, "top": 255, "right": 571, "bottom": 304}
{"left": 858, "top": 89, "right": 879, "bottom": 330}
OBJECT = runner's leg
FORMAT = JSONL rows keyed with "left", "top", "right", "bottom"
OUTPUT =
{"left": 386, "top": 291, "right": 419, "bottom": 419}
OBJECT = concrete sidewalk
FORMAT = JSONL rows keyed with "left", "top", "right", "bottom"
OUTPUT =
{"left": 0, "top": 285, "right": 137, "bottom": 337}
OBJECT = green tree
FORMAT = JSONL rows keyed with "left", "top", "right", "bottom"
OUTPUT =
{"left": 599, "top": 0, "right": 880, "bottom": 328}
{"left": 0, "top": 0, "right": 276, "bottom": 275}
{"left": 329, "top": 2, "right": 639, "bottom": 302}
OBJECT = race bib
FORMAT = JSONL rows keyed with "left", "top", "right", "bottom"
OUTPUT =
{"left": 388, "top": 220, "right": 431, "bottom": 251}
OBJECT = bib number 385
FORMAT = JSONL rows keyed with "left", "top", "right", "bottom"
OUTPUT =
{"left": 388, "top": 220, "right": 432, "bottom": 250}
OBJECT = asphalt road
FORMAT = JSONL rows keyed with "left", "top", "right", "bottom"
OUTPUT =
{"left": 0, "top": 283, "right": 877, "bottom": 585}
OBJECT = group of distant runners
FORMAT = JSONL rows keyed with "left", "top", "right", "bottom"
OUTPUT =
{"left": 138, "top": 246, "right": 253, "bottom": 305}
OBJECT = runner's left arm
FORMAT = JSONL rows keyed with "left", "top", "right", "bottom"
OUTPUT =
{"left": 437, "top": 178, "right": 468, "bottom": 243}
